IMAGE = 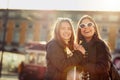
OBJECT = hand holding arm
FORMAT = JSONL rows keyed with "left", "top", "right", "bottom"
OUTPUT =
{"left": 74, "top": 43, "right": 86, "bottom": 55}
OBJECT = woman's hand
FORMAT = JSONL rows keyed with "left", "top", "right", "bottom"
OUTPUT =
{"left": 74, "top": 43, "right": 86, "bottom": 55}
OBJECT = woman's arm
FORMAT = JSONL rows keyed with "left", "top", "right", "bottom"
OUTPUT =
{"left": 46, "top": 41, "right": 83, "bottom": 72}
{"left": 83, "top": 41, "right": 111, "bottom": 74}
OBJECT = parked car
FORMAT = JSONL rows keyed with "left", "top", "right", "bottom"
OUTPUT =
{"left": 112, "top": 49, "right": 120, "bottom": 74}
{"left": 18, "top": 42, "right": 46, "bottom": 80}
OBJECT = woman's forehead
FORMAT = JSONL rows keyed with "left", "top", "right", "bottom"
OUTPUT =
{"left": 81, "top": 18, "right": 91, "bottom": 23}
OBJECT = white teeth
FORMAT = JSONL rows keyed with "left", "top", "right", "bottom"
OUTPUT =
{"left": 84, "top": 31, "right": 89, "bottom": 33}
{"left": 64, "top": 33, "right": 71, "bottom": 38}
{"left": 84, "top": 30, "right": 90, "bottom": 33}
{"left": 65, "top": 34, "right": 69, "bottom": 37}
{"left": 64, "top": 33, "right": 69, "bottom": 35}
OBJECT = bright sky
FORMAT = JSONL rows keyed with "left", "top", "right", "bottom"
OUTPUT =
{"left": 0, "top": 0, "right": 120, "bottom": 11}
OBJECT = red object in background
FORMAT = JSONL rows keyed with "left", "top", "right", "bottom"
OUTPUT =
{"left": 113, "top": 57, "right": 120, "bottom": 70}
{"left": 18, "top": 42, "right": 47, "bottom": 80}
{"left": 19, "top": 63, "right": 46, "bottom": 80}
{"left": 38, "top": 66, "right": 46, "bottom": 79}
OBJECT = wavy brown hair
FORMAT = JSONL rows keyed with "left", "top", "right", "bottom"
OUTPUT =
{"left": 76, "top": 15, "right": 101, "bottom": 44}
{"left": 53, "top": 17, "right": 75, "bottom": 50}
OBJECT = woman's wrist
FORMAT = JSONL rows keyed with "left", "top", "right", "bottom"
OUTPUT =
{"left": 83, "top": 51, "right": 88, "bottom": 58}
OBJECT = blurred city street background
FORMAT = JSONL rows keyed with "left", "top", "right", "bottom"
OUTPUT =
{"left": 0, "top": 74, "right": 18, "bottom": 80}
{"left": 0, "top": 0, "right": 120, "bottom": 80}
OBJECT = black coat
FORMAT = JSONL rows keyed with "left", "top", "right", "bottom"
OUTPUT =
{"left": 45, "top": 39, "right": 84, "bottom": 80}
{"left": 79, "top": 39, "right": 111, "bottom": 80}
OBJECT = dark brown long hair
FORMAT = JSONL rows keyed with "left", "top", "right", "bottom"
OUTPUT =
{"left": 53, "top": 17, "right": 75, "bottom": 50}
{"left": 76, "top": 15, "right": 101, "bottom": 44}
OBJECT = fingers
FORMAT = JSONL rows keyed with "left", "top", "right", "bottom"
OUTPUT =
{"left": 74, "top": 43, "right": 79, "bottom": 50}
{"left": 74, "top": 45, "right": 86, "bottom": 55}
{"left": 74, "top": 43, "right": 86, "bottom": 54}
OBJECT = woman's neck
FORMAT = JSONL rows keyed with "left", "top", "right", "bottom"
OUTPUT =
{"left": 85, "top": 37, "right": 92, "bottom": 43}
{"left": 64, "top": 39, "right": 69, "bottom": 44}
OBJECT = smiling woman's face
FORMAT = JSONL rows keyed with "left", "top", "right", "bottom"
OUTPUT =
{"left": 59, "top": 22, "right": 72, "bottom": 41}
{"left": 80, "top": 18, "right": 95, "bottom": 41}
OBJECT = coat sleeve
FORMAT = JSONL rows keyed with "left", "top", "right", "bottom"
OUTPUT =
{"left": 46, "top": 41, "right": 83, "bottom": 72}
{"left": 84, "top": 41, "right": 111, "bottom": 74}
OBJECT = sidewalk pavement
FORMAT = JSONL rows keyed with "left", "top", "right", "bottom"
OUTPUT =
{"left": 0, "top": 77, "right": 18, "bottom": 80}
{"left": 0, "top": 72, "right": 18, "bottom": 80}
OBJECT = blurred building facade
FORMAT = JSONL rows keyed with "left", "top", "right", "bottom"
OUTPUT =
{"left": 0, "top": 10, "right": 120, "bottom": 53}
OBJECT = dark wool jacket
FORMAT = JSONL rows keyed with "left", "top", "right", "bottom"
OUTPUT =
{"left": 45, "top": 39, "right": 84, "bottom": 80}
{"left": 79, "top": 39, "right": 111, "bottom": 80}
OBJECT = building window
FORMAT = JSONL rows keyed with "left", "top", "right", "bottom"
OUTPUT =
{"left": 93, "top": 15, "right": 103, "bottom": 21}
{"left": 0, "top": 21, "right": 6, "bottom": 43}
{"left": 100, "top": 26, "right": 109, "bottom": 42}
{"left": 39, "top": 25, "right": 47, "bottom": 41}
{"left": 109, "top": 15, "right": 119, "bottom": 22}
{"left": 26, "top": 23, "right": 34, "bottom": 42}
{"left": 117, "top": 27, "right": 120, "bottom": 36}
{"left": 12, "top": 22, "right": 20, "bottom": 43}
{"left": 115, "top": 27, "right": 120, "bottom": 49}
{"left": 0, "top": 26, "right": 4, "bottom": 42}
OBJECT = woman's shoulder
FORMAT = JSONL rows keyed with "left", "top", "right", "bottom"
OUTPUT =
{"left": 46, "top": 39, "right": 59, "bottom": 49}
{"left": 95, "top": 39, "right": 106, "bottom": 45}
{"left": 95, "top": 39, "right": 109, "bottom": 49}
